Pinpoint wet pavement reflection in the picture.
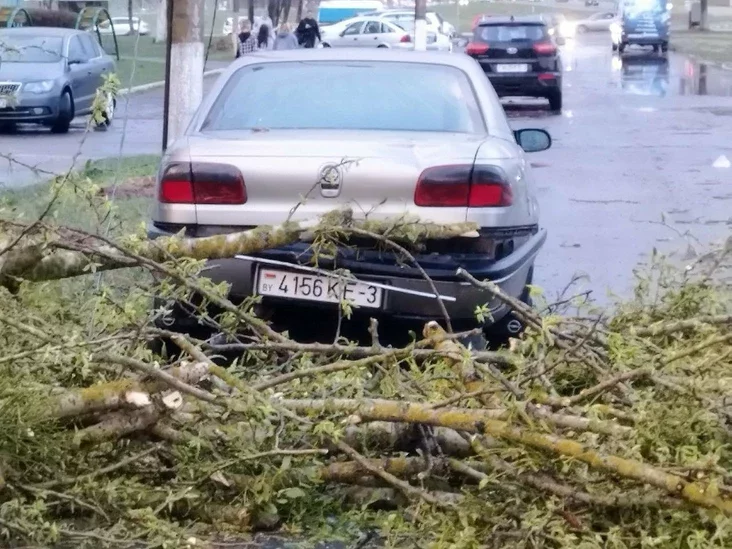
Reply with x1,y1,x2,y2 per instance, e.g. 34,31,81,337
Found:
613,52,732,98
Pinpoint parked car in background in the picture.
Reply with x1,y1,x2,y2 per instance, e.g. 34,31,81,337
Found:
366,9,457,37
0,27,116,133
320,17,451,50
466,15,563,112
97,16,150,36
572,11,617,33
150,49,551,345
321,18,410,47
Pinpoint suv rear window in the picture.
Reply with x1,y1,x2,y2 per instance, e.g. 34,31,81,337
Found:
474,23,547,43
201,61,486,134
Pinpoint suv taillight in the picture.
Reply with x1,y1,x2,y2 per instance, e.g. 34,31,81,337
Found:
159,162,247,205
466,42,489,55
400,34,411,43
533,42,556,55
414,165,513,208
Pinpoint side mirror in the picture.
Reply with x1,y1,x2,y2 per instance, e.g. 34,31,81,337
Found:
514,128,552,152
556,36,566,46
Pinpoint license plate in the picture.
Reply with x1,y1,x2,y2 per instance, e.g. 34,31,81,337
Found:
256,268,383,309
0,98,6,109
495,63,530,73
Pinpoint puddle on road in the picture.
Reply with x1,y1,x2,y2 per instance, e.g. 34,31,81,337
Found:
611,52,732,97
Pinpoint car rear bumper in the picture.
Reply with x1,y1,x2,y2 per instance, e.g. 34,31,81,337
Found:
147,225,546,324
618,34,668,45
487,73,561,97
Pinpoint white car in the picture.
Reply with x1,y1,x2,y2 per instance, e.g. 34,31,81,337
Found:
369,9,456,37
321,17,412,48
572,12,617,33
97,17,150,36
321,16,451,51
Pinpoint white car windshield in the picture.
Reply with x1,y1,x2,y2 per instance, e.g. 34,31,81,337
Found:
0,35,63,63
201,61,485,133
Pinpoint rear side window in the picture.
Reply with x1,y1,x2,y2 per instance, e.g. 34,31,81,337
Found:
79,34,100,58
474,24,547,43
201,61,485,134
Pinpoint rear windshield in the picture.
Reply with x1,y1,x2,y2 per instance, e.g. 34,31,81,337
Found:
0,35,63,63
474,23,547,43
201,61,485,134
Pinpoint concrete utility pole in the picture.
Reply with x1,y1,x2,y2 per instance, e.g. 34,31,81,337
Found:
162,0,205,151
154,0,168,43
414,0,427,51
700,0,708,30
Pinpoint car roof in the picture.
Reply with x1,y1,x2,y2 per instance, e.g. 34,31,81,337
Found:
0,27,82,38
232,48,471,68
477,15,546,26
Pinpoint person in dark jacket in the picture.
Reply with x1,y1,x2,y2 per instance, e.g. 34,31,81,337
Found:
295,13,321,48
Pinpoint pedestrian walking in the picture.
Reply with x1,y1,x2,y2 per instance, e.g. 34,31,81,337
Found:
273,23,300,50
257,22,275,51
295,12,321,49
235,20,257,59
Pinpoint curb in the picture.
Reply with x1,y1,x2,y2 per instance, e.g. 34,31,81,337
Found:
117,68,225,96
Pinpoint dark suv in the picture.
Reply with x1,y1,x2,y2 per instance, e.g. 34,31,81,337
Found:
466,15,563,113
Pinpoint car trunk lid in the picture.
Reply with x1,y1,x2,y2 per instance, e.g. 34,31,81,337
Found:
186,130,485,227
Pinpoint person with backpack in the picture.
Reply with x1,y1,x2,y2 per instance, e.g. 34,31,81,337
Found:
295,12,321,49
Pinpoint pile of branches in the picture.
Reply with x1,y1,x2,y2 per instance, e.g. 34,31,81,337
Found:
0,207,731,548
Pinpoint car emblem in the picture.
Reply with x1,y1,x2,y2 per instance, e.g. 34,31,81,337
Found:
318,164,343,198
507,47,518,54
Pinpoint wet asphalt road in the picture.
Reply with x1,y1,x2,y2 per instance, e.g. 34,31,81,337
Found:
2,34,731,303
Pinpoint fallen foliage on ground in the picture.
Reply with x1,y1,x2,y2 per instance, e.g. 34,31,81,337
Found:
0,178,731,548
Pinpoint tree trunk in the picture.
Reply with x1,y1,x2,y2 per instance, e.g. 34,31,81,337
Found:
128,0,135,34
248,0,255,25
282,0,293,24
268,0,280,27
296,0,304,21
155,0,168,43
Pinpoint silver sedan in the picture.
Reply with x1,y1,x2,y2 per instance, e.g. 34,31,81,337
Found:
150,49,551,341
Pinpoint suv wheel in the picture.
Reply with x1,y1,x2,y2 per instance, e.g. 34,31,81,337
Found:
548,90,562,113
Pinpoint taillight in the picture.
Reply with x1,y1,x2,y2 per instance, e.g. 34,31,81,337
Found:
400,34,411,43
159,162,247,205
466,42,489,55
414,165,512,208
533,42,556,55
